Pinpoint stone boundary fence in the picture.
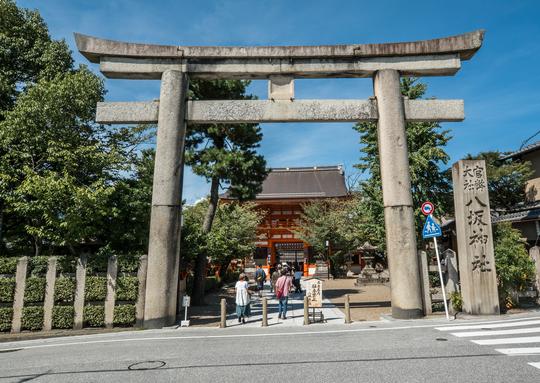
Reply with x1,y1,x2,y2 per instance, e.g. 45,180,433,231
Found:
0,254,147,333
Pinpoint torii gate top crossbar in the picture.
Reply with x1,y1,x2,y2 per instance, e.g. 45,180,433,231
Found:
75,30,483,125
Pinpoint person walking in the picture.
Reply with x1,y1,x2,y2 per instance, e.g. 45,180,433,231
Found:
275,269,292,320
255,265,266,297
235,273,251,324
293,267,303,293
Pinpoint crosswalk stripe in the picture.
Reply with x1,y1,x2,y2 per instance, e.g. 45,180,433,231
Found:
451,327,540,338
495,347,540,355
528,362,540,370
436,319,540,332
472,336,540,345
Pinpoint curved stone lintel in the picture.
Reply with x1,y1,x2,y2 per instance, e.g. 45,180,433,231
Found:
75,30,484,64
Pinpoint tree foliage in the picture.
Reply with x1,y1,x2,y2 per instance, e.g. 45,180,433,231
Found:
493,222,536,306
353,78,453,251
181,200,263,275
464,151,533,211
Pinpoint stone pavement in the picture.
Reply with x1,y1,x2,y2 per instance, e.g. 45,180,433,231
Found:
226,280,345,328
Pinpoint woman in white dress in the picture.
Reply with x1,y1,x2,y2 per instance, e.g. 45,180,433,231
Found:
235,274,251,324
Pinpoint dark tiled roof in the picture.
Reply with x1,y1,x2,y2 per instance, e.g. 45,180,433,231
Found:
223,165,348,200
500,140,540,160
491,202,540,223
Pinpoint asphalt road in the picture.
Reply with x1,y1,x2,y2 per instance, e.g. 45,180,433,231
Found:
1,314,540,382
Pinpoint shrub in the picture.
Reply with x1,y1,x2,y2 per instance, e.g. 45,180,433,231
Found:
116,277,138,301
54,277,76,303
85,276,107,301
56,256,77,274
84,305,105,327
0,257,18,274
117,254,141,273
28,256,50,276
494,222,536,306
449,291,463,312
52,306,74,329
428,272,440,287
86,252,109,274
0,308,13,331
24,277,47,303
205,276,221,292
0,278,16,302
113,304,136,326
21,306,44,331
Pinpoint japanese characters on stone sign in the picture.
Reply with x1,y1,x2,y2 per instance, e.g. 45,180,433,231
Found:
305,279,323,308
462,164,491,273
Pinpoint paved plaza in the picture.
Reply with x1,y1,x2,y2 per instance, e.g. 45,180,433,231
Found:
225,280,345,328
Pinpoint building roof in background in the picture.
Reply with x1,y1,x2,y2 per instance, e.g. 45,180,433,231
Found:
222,165,348,200
491,201,540,224
500,140,540,160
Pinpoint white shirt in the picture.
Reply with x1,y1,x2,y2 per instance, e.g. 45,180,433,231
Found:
235,280,250,306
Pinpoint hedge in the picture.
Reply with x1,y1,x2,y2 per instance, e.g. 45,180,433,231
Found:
54,277,76,303
28,256,50,276
118,254,141,273
84,305,105,327
116,277,138,301
0,308,13,331
24,277,46,303
113,304,136,326
0,258,18,274
0,278,16,302
52,306,74,329
21,306,44,331
85,276,107,301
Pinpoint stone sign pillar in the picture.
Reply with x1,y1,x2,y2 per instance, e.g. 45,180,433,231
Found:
144,70,188,329
374,69,423,319
452,160,499,314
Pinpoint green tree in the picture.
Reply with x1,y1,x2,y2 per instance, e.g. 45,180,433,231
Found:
493,222,536,308
0,1,151,255
464,151,533,211
186,80,268,304
353,77,453,251
181,200,262,278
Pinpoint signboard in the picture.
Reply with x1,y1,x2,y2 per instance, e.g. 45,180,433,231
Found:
422,215,442,239
421,201,434,216
182,295,191,307
305,278,323,308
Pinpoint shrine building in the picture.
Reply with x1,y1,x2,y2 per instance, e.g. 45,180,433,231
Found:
221,165,349,276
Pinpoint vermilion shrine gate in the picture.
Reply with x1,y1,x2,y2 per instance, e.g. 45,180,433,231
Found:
76,30,486,328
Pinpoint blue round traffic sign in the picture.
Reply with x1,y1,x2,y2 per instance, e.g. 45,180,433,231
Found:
421,201,434,216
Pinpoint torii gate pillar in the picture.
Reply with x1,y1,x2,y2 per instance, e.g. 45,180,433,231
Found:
374,69,423,318
143,70,188,328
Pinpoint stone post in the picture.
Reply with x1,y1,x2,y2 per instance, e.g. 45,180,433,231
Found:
42,257,58,331
373,69,423,319
104,255,118,329
529,246,540,304
444,249,459,294
452,160,499,315
418,251,432,316
135,255,148,328
261,297,268,327
11,256,28,333
73,254,87,330
344,294,351,324
303,295,309,325
220,298,227,328
144,70,188,329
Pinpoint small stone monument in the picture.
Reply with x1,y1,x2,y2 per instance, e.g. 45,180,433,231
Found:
452,160,499,315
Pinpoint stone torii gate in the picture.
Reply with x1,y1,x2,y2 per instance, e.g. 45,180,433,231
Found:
75,30,484,328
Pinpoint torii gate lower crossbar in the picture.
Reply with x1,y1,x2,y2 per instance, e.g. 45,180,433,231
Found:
75,30,484,328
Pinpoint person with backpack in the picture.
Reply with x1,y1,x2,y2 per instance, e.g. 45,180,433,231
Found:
275,269,292,319
255,265,266,297
271,264,281,295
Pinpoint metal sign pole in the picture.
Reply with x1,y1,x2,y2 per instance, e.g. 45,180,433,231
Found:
433,235,450,320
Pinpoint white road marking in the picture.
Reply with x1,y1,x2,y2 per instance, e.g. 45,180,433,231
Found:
472,336,540,345
451,327,540,338
495,347,540,355
528,362,540,369
436,319,540,332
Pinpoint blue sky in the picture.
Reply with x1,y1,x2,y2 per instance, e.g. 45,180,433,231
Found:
18,0,540,203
